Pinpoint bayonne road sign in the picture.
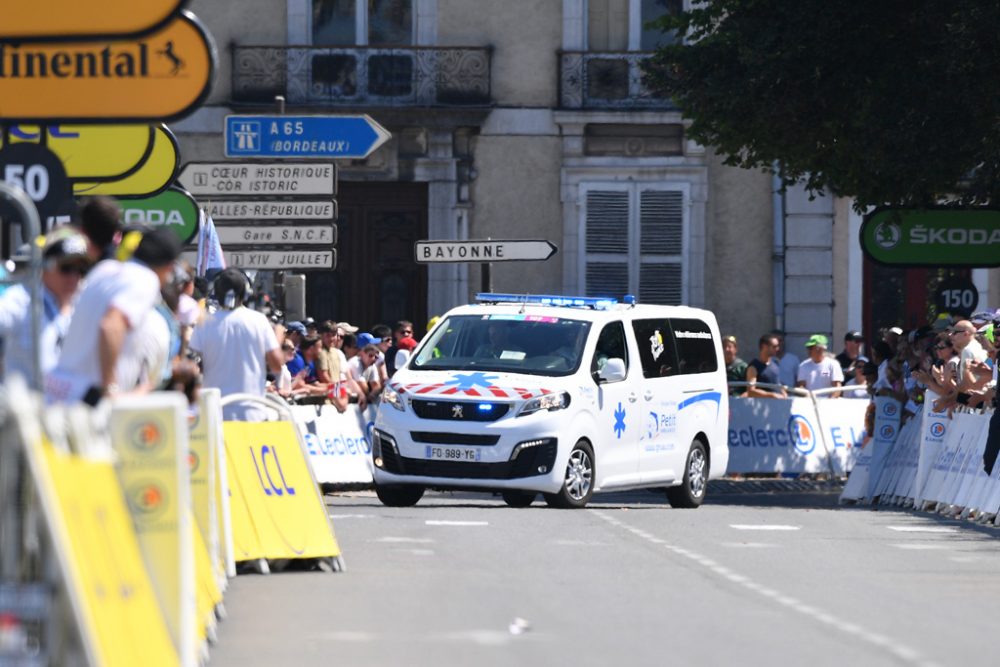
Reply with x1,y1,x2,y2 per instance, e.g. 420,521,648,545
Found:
177,162,336,197
0,11,215,123
415,240,558,263
225,115,391,159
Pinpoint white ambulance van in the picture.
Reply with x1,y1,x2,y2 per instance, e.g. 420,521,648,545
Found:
372,293,729,509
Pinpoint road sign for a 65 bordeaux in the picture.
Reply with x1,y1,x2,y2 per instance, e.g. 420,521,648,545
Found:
0,11,215,123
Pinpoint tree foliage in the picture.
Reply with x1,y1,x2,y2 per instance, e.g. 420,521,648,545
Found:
643,1,1000,209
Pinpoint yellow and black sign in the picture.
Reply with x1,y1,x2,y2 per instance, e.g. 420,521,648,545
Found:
74,125,179,197
2,124,154,181
0,11,215,123
1,0,187,42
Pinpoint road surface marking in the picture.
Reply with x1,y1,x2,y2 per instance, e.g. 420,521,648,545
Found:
887,526,956,533
375,536,434,544
425,520,489,526
890,543,951,550
729,524,801,531
594,511,935,667
329,513,374,519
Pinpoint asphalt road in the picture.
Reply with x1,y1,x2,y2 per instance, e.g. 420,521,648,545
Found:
209,484,1000,667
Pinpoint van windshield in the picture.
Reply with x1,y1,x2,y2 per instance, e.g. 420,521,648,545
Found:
410,315,592,376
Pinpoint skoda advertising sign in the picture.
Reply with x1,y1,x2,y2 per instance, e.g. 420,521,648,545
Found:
120,187,199,244
860,207,1000,267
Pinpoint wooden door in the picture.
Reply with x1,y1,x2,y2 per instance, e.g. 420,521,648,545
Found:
307,182,427,332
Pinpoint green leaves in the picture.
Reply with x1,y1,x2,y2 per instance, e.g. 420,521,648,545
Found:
642,0,1000,209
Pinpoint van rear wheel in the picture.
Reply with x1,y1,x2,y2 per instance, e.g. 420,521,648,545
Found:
666,440,707,509
543,440,595,509
375,484,425,507
501,490,536,507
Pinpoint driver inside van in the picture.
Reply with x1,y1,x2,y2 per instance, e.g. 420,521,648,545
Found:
474,320,525,358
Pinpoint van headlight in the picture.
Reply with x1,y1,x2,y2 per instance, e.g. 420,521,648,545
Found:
517,392,570,417
382,386,406,412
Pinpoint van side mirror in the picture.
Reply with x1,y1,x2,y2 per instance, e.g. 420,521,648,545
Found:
597,358,627,383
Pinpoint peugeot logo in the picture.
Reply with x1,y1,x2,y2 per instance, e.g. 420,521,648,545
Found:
452,404,464,419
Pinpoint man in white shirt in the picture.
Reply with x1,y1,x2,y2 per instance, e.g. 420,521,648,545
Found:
796,334,844,397
347,342,382,402
189,268,283,421
46,226,181,404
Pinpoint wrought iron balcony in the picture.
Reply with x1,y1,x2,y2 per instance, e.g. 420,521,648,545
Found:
232,45,492,107
559,51,675,110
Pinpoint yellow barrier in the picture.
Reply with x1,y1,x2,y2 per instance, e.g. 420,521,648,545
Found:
110,394,194,667
27,437,178,667
223,420,342,564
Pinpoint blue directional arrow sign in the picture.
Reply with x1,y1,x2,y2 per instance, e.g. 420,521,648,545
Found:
224,114,391,159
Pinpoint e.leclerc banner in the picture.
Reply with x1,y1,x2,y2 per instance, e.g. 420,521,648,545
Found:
860,207,1000,267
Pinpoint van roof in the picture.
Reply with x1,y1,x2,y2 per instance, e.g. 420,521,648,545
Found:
446,300,717,322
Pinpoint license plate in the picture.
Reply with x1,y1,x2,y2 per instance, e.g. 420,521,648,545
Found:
424,445,480,462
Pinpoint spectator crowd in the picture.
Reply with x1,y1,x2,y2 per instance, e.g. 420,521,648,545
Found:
0,195,430,420
723,315,999,449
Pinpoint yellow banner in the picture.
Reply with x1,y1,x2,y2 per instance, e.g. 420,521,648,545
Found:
191,512,222,646
223,421,341,562
1,0,185,41
74,124,178,197
2,124,154,180
35,440,178,667
0,11,215,123
110,395,194,667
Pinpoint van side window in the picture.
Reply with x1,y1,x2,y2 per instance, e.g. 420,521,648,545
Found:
632,318,680,378
669,318,719,375
591,321,629,380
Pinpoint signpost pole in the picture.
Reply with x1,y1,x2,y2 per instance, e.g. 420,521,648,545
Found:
481,263,491,293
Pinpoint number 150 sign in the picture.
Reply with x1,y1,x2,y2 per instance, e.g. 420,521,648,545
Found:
0,143,71,223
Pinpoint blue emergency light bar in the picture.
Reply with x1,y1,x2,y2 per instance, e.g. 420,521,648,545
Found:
475,293,620,309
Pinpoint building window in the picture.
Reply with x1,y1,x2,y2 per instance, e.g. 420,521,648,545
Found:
580,183,687,304
313,0,413,46
586,0,682,51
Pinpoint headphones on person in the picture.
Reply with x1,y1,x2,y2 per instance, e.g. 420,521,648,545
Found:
212,268,254,309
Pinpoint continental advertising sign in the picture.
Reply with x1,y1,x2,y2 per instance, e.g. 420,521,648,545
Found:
0,11,215,123
1,0,187,42
860,207,1000,267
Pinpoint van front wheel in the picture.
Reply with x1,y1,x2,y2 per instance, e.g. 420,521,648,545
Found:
375,484,425,507
543,440,595,509
666,440,707,508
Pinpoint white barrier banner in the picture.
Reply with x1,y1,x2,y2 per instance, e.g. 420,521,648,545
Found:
867,396,901,500
727,397,867,474
291,404,377,485
914,392,948,506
